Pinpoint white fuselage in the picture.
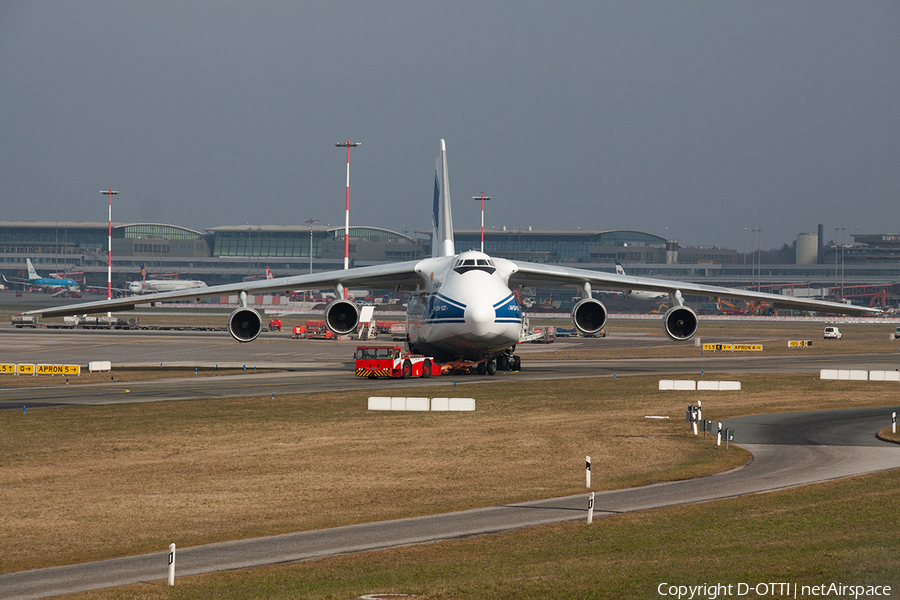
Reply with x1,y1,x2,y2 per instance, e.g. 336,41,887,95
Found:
128,280,208,294
405,251,522,362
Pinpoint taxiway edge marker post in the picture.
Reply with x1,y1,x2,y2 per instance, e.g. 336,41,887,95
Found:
586,456,591,488
893,411,896,434
717,422,722,447
587,492,594,524
168,543,175,586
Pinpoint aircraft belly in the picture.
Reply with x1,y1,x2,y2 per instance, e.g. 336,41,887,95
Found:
412,321,520,362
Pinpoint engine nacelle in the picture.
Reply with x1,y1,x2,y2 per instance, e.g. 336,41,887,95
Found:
324,299,361,335
572,298,608,335
663,306,699,341
228,307,263,343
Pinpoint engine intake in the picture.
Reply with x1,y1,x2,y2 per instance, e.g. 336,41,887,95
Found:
228,307,263,343
572,298,608,335
324,299,361,335
663,306,699,341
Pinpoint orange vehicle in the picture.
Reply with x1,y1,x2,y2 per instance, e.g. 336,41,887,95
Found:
355,345,440,379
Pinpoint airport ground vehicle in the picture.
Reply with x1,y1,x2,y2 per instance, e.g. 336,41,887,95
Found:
824,326,843,339
355,345,440,379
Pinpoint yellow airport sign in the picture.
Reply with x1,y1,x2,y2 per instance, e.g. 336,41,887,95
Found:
16,364,35,375
36,364,81,375
702,343,763,352
0,364,15,374
788,340,813,348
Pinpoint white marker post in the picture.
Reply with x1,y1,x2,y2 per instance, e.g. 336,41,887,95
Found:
717,422,722,447
587,492,595,524
697,399,702,421
893,411,896,434
586,456,591,488
168,543,175,586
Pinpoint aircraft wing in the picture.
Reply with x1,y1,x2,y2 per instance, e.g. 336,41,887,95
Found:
22,260,426,319
507,261,879,315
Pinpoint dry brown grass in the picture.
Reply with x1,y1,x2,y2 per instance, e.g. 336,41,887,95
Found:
2,372,899,573
0,367,272,386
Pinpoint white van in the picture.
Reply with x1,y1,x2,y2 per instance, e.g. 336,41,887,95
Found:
823,326,842,340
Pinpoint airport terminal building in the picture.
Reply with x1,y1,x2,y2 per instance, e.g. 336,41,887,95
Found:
2,221,900,305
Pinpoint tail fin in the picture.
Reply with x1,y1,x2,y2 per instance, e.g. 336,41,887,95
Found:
266,266,273,280
432,139,455,258
26,259,40,280
615,259,625,276
140,263,147,281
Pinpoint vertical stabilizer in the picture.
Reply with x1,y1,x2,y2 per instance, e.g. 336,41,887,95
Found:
432,139,455,257
26,259,40,280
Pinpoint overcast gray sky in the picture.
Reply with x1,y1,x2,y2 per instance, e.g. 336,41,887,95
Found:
2,2,898,251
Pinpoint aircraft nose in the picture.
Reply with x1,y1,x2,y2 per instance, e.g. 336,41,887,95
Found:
465,301,494,336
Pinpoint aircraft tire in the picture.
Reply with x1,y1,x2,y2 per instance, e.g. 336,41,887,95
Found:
476,362,487,375
486,360,497,375
511,355,521,370
497,355,509,371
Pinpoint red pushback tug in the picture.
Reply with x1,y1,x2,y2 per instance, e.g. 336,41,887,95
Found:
355,345,441,379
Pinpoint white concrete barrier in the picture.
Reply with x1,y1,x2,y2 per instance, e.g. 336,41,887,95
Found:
368,397,475,411
368,397,392,411
820,369,899,382
430,398,449,411
89,361,112,372
659,380,741,391
448,398,476,411
405,397,430,411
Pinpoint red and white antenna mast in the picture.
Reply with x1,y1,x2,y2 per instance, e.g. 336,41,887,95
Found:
473,193,491,253
100,189,118,315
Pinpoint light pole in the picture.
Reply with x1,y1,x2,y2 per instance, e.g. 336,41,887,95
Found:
305,218,318,304
335,141,360,274
834,226,844,300
305,218,318,275
472,193,491,252
743,227,747,265
751,226,761,291
100,189,118,316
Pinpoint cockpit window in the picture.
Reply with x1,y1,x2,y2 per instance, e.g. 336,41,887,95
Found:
453,257,496,275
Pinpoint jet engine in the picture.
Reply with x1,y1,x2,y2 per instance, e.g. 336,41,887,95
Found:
228,307,263,343
572,298,608,336
324,299,361,335
663,306,699,341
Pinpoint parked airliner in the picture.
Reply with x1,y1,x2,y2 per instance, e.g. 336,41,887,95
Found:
23,140,877,373
614,260,668,301
3,259,81,295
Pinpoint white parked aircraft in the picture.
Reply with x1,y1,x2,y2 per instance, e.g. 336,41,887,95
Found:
127,279,208,294
614,260,668,301
23,140,877,373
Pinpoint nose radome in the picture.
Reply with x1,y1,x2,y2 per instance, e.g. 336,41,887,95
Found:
465,301,494,336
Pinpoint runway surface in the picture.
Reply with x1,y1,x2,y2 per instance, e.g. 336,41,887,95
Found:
2,329,900,598
3,328,900,409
